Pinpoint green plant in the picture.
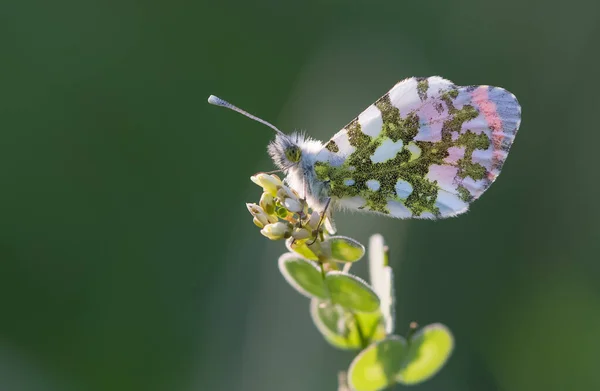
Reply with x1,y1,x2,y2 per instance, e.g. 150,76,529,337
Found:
247,173,454,391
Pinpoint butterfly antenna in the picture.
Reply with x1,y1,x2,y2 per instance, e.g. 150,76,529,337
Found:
208,95,284,136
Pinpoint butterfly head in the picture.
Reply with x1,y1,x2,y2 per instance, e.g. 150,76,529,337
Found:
267,133,306,170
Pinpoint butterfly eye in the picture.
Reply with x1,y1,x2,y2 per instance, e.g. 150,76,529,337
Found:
285,146,302,163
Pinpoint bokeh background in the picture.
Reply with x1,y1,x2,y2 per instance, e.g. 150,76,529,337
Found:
2,1,600,390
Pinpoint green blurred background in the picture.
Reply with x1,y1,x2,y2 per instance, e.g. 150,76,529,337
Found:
1,1,600,390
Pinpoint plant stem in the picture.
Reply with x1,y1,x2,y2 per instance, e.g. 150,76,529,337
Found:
319,261,333,302
352,311,368,349
319,261,327,281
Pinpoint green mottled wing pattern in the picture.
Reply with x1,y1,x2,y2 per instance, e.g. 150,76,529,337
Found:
313,76,521,219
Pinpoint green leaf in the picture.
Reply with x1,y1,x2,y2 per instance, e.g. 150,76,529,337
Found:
286,237,321,261
278,253,327,299
310,299,386,350
326,272,380,312
347,324,454,391
326,236,365,263
397,323,454,385
348,336,407,391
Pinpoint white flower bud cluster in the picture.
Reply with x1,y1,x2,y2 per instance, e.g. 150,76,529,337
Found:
247,173,322,241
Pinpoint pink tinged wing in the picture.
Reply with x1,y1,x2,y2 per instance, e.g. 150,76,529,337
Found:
461,85,521,199
444,146,466,164
411,77,455,143
314,77,520,220
427,85,520,215
426,164,459,193
405,80,520,217
412,81,520,213
413,105,444,142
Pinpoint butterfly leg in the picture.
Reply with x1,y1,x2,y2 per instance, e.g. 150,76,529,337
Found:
293,175,309,228
302,176,308,203
307,197,331,245
263,162,297,176
263,168,285,175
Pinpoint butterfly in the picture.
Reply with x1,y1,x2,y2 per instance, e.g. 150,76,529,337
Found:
209,76,521,227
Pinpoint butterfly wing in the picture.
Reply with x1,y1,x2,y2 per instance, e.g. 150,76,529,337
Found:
313,76,521,219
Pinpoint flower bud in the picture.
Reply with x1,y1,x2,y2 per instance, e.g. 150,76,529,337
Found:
282,185,300,201
246,203,271,227
291,228,311,240
276,207,288,219
252,217,265,228
277,187,289,201
260,222,292,240
251,173,282,196
284,197,303,213
259,192,276,215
